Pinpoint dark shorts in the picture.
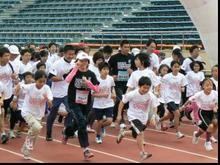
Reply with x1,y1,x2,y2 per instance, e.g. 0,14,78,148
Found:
129,119,146,138
167,102,179,113
198,109,214,131
94,107,113,121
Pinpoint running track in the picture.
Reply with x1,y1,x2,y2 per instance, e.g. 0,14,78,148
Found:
0,117,218,163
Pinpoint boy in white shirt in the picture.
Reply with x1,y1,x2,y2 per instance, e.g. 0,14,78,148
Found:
0,81,9,144
116,76,159,161
92,62,116,144
19,70,53,160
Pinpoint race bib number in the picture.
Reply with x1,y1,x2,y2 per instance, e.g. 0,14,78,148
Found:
118,71,129,81
75,90,89,105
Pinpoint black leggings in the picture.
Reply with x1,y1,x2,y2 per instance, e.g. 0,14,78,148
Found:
3,96,13,118
10,109,25,130
157,103,166,118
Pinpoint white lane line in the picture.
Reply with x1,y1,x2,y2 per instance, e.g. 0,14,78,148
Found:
41,122,217,161
0,147,44,163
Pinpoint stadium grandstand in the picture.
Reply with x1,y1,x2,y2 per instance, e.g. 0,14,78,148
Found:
0,0,201,46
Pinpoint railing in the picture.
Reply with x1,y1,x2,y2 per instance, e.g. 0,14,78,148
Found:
0,31,201,49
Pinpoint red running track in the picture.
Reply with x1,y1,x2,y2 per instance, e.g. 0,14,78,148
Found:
0,117,218,163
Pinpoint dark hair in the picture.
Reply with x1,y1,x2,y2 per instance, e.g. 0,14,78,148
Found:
189,45,199,53
93,51,104,64
172,48,182,57
27,42,35,48
170,61,181,68
63,45,75,53
21,49,31,56
138,76,152,87
189,61,204,71
22,71,33,80
36,62,46,70
158,64,170,74
146,38,157,47
31,51,40,61
39,50,48,58
0,47,10,57
48,42,57,49
59,46,64,53
98,62,109,71
34,70,47,80
200,78,214,89
103,45,113,54
120,40,130,47
135,53,151,68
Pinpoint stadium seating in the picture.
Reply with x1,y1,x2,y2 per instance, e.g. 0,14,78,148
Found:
0,0,201,45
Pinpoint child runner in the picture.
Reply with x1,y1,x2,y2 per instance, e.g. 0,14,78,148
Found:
20,70,53,159
116,76,159,161
0,81,9,144
9,72,34,139
92,62,116,144
184,61,205,120
158,61,187,139
65,51,99,159
156,64,170,131
181,78,218,151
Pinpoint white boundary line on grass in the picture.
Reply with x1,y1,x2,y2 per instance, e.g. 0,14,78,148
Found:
41,122,217,161
0,147,44,163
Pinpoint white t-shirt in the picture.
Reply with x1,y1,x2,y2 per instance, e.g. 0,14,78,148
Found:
185,71,205,97
18,61,33,75
157,76,167,103
189,90,218,111
122,89,159,124
0,63,13,99
149,53,160,71
160,57,173,68
210,77,218,92
16,82,28,110
181,56,203,73
127,68,159,92
89,64,100,78
162,72,188,104
21,83,53,120
48,53,60,64
49,58,75,98
10,59,20,74
93,75,115,109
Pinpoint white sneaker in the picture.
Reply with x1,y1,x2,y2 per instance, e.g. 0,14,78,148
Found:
9,130,16,139
155,115,161,130
21,144,30,160
110,122,116,128
119,123,126,130
210,136,218,144
95,136,102,144
204,141,213,151
176,131,185,139
192,131,200,144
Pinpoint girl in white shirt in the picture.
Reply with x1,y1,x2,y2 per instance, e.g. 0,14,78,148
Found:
184,61,205,121
181,78,218,151
159,61,187,139
116,76,159,161
92,62,116,144
19,70,53,160
156,64,170,131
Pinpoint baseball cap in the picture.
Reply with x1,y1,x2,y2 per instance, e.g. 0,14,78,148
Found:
131,48,140,56
3,44,9,48
76,51,90,61
172,45,181,50
8,45,20,55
